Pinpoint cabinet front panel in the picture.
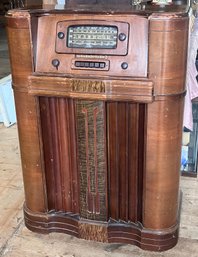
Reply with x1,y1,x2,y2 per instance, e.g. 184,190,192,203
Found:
39,97,146,223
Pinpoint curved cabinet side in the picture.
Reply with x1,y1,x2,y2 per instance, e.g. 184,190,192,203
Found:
143,15,188,229
143,96,184,229
6,12,47,213
148,16,188,95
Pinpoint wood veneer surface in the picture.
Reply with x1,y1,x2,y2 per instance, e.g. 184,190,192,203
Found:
6,2,189,251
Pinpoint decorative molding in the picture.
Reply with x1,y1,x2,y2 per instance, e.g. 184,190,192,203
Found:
71,80,105,93
24,205,179,252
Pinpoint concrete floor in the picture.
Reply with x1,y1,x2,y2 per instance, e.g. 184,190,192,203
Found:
0,20,198,256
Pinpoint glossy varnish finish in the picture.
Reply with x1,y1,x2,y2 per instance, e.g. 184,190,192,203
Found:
107,102,146,222
39,97,79,213
148,17,189,95
144,15,188,230
35,14,148,77
6,2,189,252
39,98,145,223
28,76,154,103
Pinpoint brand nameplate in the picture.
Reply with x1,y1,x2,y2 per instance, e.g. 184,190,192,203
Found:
71,80,105,93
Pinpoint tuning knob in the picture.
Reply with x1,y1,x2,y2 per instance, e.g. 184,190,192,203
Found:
119,33,127,41
52,59,60,70
57,32,65,39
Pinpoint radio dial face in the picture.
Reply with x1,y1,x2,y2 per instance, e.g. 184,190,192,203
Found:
67,25,118,49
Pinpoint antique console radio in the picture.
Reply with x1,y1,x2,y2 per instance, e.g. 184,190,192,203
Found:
6,0,189,251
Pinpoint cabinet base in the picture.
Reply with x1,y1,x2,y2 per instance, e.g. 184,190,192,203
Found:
24,205,179,252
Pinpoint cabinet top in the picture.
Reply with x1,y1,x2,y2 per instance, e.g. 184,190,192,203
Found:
7,0,190,17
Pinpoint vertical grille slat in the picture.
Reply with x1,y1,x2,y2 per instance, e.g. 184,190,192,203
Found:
39,97,79,213
107,102,146,223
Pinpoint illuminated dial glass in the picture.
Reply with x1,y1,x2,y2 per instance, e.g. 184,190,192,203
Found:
67,25,118,49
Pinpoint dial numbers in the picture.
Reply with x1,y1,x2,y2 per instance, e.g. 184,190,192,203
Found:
67,25,118,49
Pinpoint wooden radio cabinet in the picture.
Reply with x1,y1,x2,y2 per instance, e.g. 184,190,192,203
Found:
6,0,189,251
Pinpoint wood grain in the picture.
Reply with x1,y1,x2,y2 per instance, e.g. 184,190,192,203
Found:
79,221,108,243
148,16,188,95
107,102,146,222
35,14,148,77
39,97,79,213
28,76,154,102
6,5,189,252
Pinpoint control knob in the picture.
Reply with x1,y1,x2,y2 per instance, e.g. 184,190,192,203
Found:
121,62,128,70
119,33,127,41
52,59,60,70
57,32,65,39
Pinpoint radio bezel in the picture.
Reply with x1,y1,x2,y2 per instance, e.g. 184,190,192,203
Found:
56,20,129,55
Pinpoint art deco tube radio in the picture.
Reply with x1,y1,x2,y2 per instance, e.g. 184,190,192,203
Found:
6,0,189,251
